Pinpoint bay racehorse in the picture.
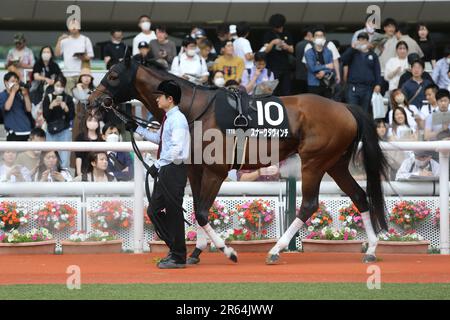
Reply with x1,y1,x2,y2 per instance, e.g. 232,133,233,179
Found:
88,59,389,264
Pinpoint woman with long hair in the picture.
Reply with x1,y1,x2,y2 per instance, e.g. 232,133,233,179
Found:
416,23,436,69
73,151,116,182
35,150,72,182
74,113,103,177
388,107,418,141
31,45,62,105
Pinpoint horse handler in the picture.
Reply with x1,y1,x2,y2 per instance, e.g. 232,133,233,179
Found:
126,80,190,269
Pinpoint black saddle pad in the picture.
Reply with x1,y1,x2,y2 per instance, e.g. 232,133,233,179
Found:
215,89,291,138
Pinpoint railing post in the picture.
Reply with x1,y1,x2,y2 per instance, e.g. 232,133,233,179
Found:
439,151,450,254
133,155,144,253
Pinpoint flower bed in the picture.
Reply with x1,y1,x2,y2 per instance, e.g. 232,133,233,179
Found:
304,202,332,232
31,202,77,232
89,201,132,231
389,201,431,230
0,228,55,255
377,229,430,254
302,226,363,253
0,201,28,231
61,230,123,254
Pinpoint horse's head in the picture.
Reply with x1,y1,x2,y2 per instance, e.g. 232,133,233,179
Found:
88,57,139,110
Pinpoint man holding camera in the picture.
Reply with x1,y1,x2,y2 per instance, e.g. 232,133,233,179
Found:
0,72,32,141
342,32,382,114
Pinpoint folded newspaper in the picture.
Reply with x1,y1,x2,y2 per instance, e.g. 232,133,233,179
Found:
254,80,279,96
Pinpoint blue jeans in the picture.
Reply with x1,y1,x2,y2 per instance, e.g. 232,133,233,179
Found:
347,84,373,114
46,128,72,168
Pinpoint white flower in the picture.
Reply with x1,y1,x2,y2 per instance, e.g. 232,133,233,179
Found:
213,220,220,226
52,208,56,213
20,217,27,223
113,212,120,219
0,221,5,228
346,216,353,222
404,214,410,219
312,218,320,225
239,218,246,225
308,226,314,232
333,232,340,238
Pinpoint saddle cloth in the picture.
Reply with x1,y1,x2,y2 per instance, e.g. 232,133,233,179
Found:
215,88,291,138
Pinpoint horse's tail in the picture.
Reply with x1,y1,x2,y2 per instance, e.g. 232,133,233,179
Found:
347,104,389,233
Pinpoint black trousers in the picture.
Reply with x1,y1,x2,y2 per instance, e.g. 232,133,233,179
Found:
148,163,188,263
7,132,29,141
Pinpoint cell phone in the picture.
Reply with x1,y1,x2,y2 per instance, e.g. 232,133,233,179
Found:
56,95,63,102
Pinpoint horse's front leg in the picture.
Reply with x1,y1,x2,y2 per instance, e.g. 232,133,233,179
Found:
195,167,238,263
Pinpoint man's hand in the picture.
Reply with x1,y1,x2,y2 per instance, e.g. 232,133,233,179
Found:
315,71,325,79
125,121,138,132
148,164,158,179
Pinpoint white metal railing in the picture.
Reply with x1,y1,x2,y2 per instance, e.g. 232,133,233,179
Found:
0,141,449,254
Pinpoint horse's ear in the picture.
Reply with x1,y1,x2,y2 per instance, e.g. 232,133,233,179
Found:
124,45,131,67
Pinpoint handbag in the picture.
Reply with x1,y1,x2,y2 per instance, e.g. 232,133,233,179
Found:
371,92,386,119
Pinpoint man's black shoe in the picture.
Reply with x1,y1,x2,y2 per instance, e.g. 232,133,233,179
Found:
157,258,186,269
159,252,173,263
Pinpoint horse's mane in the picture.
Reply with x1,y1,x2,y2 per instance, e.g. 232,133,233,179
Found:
140,59,214,91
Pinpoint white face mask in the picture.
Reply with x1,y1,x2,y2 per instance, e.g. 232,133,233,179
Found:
314,38,326,47
53,86,64,95
214,78,225,87
186,49,196,57
106,133,119,143
141,21,151,32
41,53,51,61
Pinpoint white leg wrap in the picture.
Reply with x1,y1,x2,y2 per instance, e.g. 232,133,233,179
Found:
269,218,304,255
361,211,378,255
195,224,208,251
203,223,225,249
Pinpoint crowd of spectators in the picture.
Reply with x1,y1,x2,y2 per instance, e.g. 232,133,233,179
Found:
1,13,450,182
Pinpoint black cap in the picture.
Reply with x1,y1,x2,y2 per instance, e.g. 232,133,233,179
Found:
357,32,369,41
414,150,433,158
154,80,181,104
138,41,149,49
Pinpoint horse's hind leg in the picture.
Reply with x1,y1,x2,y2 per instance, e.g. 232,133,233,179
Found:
326,157,378,263
266,166,325,264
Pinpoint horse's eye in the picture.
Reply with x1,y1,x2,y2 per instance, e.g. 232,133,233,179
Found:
107,73,118,81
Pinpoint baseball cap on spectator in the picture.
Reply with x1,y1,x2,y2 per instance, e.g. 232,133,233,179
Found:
357,32,369,41
194,28,207,39
138,41,149,49
14,33,25,43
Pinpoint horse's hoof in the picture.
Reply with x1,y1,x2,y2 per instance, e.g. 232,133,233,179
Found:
362,254,377,263
224,247,238,263
266,253,280,265
186,256,200,265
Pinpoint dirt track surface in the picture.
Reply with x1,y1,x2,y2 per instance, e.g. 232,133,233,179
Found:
0,252,449,285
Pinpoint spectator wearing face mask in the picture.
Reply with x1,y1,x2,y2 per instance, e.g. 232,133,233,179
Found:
104,29,127,70
6,33,35,81
210,70,226,88
396,151,439,181
74,114,103,177
35,150,72,182
0,151,32,182
262,14,294,96
31,46,62,105
101,123,133,181
432,45,450,90
241,52,275,95
171,37,209,85
42,74,75,169
16,128,47,177
213,40,244,83
55,19,94,94
132,15,156,56
149,25,177,66
304,27,334,98
0,72,32,141
342,32,381,114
